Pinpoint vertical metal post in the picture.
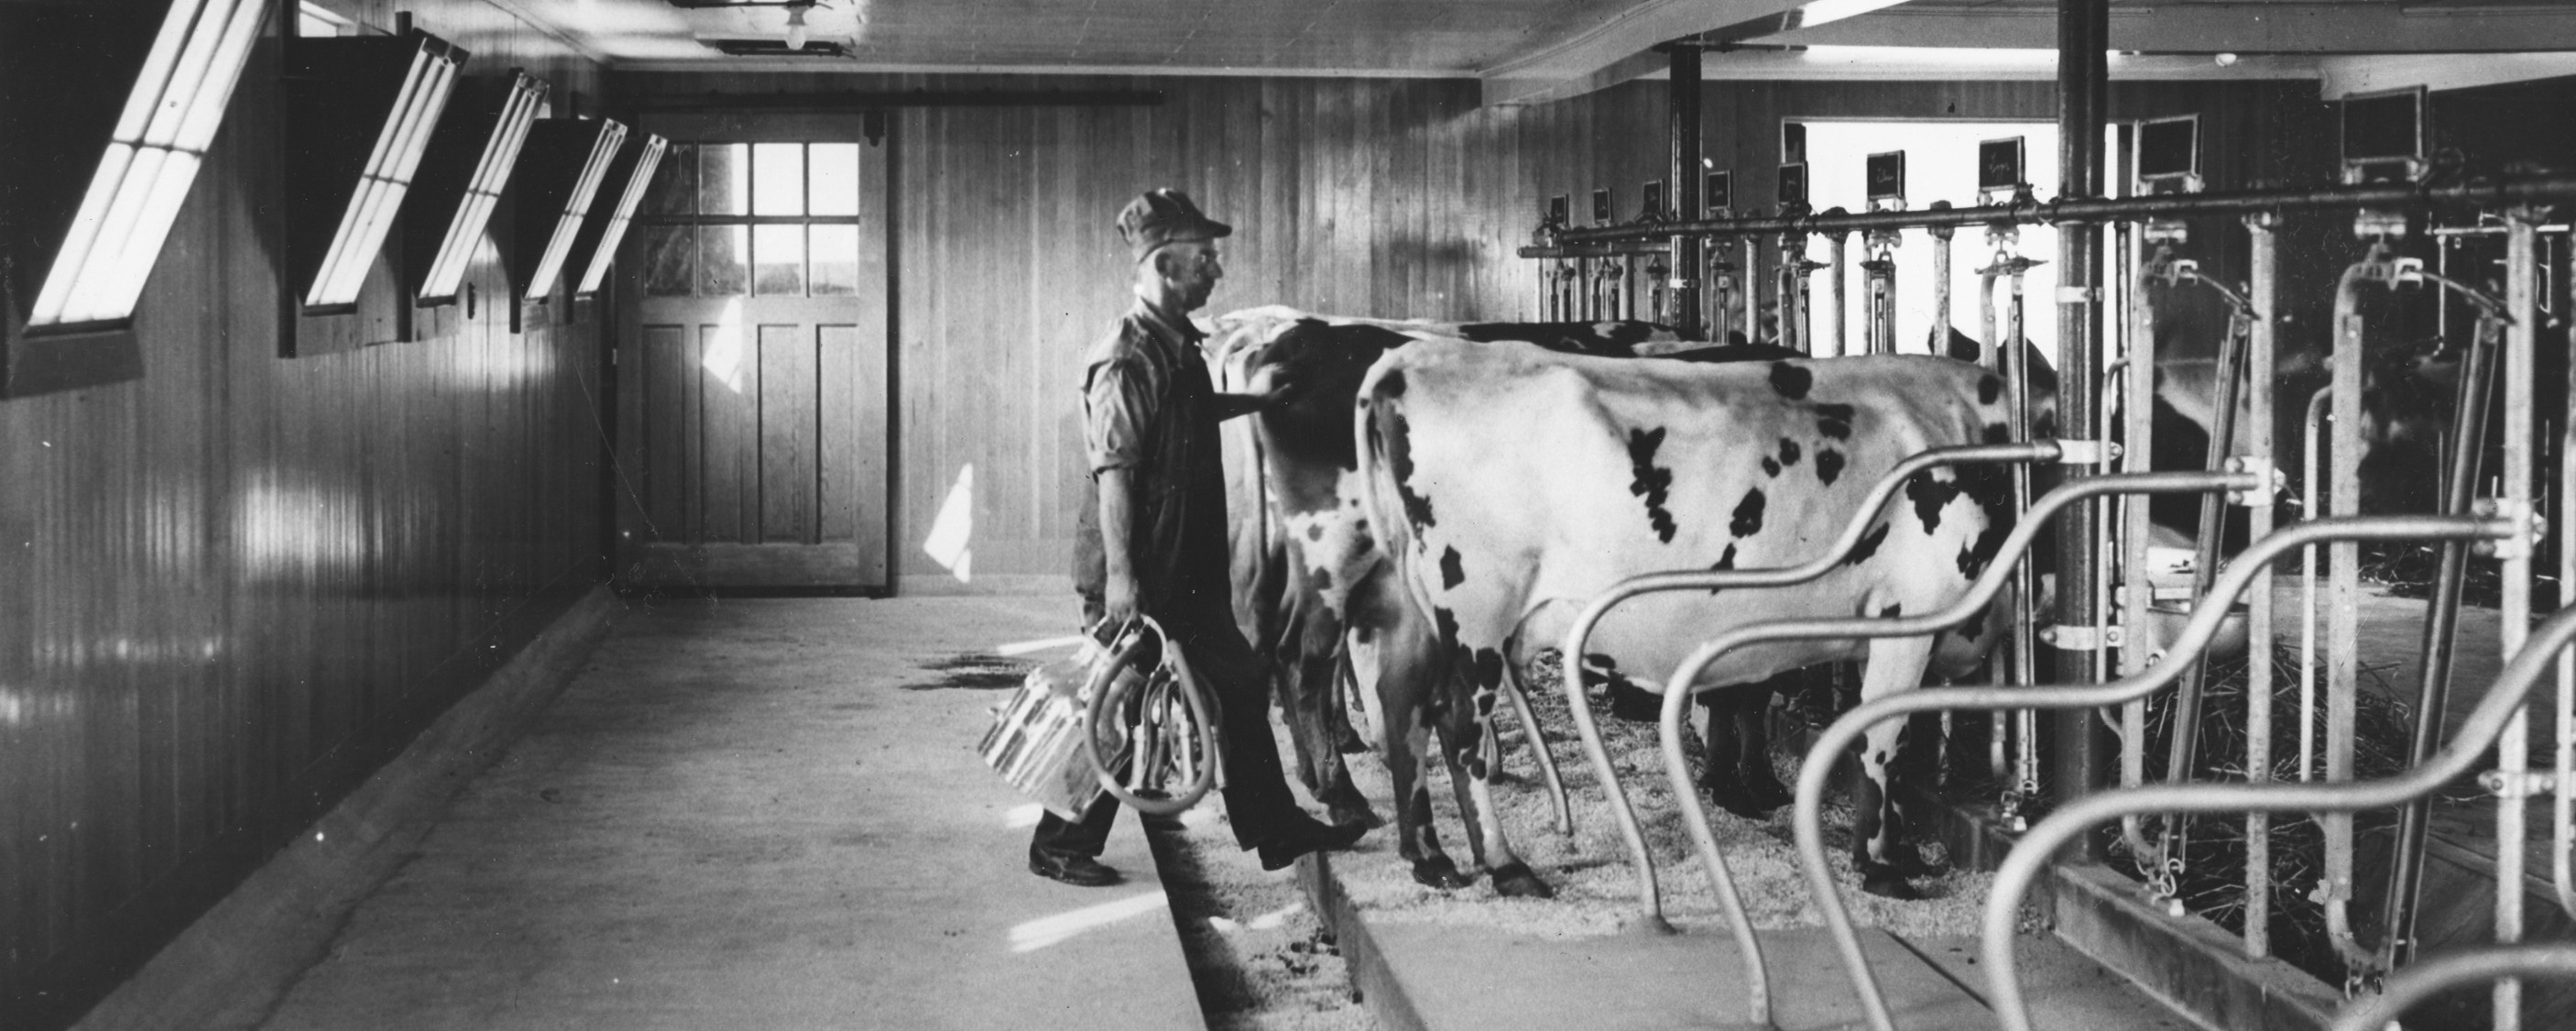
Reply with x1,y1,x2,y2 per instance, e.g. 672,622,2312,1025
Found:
2325,253,2375,976
2243,213,2280,958
1741,235,1763,344
1669,45,1703,339
1829,229,1850,356
2494,210,2538,1031
2052,0,2112,842
1930,208,1956,353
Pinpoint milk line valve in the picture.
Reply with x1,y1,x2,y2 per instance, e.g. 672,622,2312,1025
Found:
1863,149,1906,356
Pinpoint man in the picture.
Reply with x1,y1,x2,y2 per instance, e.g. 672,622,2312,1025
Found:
1029,189,1369,887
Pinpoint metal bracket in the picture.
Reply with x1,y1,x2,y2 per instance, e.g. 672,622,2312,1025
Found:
2481,770,2558,798
2053,438,2123,466
2225,455,2282,507
2056,285,2101,305
2470,498,2542,559
2037,623,2123,650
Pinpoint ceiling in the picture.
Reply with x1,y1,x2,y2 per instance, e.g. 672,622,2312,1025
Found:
484,0,2576,101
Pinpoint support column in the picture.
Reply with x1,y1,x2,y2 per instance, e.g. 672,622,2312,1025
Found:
2050,0,2112,851
1669,45,1704,338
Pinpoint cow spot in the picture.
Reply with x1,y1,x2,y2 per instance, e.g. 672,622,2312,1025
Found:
1730,487,1766,538
1769,361,1814,400
1626,426,1679,543
1777,438,1802,466
1983,422,2012,444
1306,522,1326,542
1380,410,1437,530
1905,470,1961,534
1953,465,2016,579
1817,448,1846,486
1841,521,1890,566
1979,374,2003,405
1709,543,1738,594
1879,604,1903,619
1763,457,1781,477
1379,368,1407,398
1440,546,1466,590
1815,402,1856,440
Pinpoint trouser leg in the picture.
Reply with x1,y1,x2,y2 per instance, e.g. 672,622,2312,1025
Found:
1177,619,1305,850
1031,792,1120,859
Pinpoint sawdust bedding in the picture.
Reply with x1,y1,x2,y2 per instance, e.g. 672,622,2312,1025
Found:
1322,655,1993,942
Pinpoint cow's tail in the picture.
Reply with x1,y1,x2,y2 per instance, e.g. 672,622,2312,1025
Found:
1353,356,1437,623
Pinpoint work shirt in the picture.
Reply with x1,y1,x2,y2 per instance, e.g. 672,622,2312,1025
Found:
1073,299,1236,629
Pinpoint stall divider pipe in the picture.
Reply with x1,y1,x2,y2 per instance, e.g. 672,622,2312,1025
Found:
2242,212,2281,958
2157,274,2253,882
1701,468,2266,1031
1786,514,2510,1031
1828,224,1850,355
2324,252,2387,975
2009,258,2043,820
1974,512,2536,1031
2122,242,2162,863
2330,946,2576,1031
1929,205,1955,354
1741,236,1762,344
1552,440,2066,927
2491,211,2540,1030
2301,384,2333,782
1779,233,1805,352
2384,305,2504,969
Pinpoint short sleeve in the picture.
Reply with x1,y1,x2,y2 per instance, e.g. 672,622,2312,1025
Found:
1085,355,1159,474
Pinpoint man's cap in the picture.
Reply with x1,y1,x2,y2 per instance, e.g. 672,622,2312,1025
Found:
1117,188,1231,262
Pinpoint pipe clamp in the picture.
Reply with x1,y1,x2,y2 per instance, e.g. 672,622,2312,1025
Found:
2480,770,2558,798
2225,456,2282,506
2053,439,2122,466
2037,623,2123,650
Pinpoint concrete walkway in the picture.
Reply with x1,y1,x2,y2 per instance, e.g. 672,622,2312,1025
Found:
250,595,1202,1031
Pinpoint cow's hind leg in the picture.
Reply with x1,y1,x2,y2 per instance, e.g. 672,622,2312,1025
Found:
1285,611,1379,828
1851,636,1936,900
1696,686,1782,818
1440,688,1553,898
1376,615,1471,891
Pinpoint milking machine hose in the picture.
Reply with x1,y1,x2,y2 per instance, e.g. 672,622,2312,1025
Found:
1082,616,1223,816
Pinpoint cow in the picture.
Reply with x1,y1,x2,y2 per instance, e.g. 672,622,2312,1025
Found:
1351,340,2024,900
1207,307,1815,831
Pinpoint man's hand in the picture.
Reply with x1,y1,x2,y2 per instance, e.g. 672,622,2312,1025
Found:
1104,573,1141,628
1259,367,1309,411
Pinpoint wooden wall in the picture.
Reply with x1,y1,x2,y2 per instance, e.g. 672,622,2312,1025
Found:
608,71,2338,590
0,4,605,1027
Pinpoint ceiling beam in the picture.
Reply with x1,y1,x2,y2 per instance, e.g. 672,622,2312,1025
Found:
1766,5,2576,53
1479,0,1807,106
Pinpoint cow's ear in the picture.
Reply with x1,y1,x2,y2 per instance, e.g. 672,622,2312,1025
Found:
1944,327,1983,363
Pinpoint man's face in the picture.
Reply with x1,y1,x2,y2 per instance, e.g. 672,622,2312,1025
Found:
1159,241,1224,312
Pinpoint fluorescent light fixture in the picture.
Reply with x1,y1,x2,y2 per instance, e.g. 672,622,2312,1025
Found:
417,74,546,302
27,0,266,330
302,35,465,308
1788,0,1911,30
1796,46,2060,68
525,120,628,299
574,135,671,295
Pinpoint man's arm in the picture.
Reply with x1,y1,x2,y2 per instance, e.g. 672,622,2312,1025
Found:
1097,468,1140,626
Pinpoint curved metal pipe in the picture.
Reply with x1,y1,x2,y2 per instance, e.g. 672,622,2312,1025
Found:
2324,256,2387,973
2300,383,2334,783
1555,440,2062,924
1785,514,2505,1031
1671,468,2263,1031
2330,945,2576,1031
1983,530,2545,1031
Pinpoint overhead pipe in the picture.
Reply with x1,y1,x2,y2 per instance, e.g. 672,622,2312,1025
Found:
1977,513,2538,1031
1787,513,2514,1031
1529,173,2576,249
1553,440,2062,929
1666,467,2267,1031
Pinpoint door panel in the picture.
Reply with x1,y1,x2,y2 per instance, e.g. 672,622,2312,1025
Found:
617,124,889,589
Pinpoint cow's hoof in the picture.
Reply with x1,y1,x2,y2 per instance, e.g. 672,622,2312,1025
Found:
1859,864,1924,901
1327,801,1385,830
1744,774,1796,811
1700,782,1778,819
1412,856,1474,890
1490,862,1555,899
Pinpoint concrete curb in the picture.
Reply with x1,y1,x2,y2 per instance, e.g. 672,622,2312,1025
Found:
70,587,624,1031
1298,852,1433,1031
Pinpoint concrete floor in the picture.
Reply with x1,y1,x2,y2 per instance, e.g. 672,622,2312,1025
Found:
249,595,1203,1031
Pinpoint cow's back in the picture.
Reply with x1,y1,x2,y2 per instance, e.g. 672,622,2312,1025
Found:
1358,340,2016,690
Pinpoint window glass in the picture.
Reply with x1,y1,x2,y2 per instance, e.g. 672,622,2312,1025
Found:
752,143,804,217
810,225,860,296
700,143,748,216
640,225,693,297
753,225,806,296
645,143,696,215
810,143,860,216
698,225,748,296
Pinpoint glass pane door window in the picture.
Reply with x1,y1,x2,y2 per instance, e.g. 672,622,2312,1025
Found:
639,141,863,299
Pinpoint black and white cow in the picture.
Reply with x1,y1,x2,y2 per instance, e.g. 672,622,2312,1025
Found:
1352,340,2023,899
1207,308,1812,834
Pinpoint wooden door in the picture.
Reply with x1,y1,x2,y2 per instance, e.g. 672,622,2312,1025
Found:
617,115,890,589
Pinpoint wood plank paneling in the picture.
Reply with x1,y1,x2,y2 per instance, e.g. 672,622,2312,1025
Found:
701,323,758,544
1,4,603,1027
759,324,819,543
